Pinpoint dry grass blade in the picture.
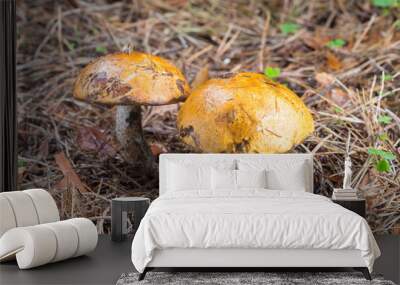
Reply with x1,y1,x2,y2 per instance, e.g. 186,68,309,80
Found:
54,152,91,194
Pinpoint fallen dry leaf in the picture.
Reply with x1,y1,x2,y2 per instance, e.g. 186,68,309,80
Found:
366,195,379,210
54,152,90,193
18,166,26,182
302,31,330,50
76,127,116,158
326,51,343,71
150,142,167,156
315,72,336,86
327,88,350,107
394,224,400,235
328,174,342,184
162,0,188,8
37,138,49,160
340,57,359,70
359,171,372,189
55,176,68,190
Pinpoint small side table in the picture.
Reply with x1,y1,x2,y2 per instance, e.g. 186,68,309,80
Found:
111,197,150,242
332,198,366,218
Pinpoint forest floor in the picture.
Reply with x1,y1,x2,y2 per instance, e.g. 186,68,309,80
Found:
16,0,399,234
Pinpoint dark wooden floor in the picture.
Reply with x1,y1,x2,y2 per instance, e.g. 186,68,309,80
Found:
374,235,400,284
0,235,134,285
0,235,398,285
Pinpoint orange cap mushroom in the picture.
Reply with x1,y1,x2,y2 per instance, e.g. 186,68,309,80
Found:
73,51,190,172
74,52,190,105
177,72,314,153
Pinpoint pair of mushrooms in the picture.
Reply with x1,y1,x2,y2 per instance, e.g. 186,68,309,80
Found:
74,51,314,172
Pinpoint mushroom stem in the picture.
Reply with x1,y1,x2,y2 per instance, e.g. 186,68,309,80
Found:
115,105,155,174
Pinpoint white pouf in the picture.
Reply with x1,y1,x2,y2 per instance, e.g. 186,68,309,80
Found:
0,189,60,236
0,218,98,269
65,218,98,257
0,196,17,237
1,191,40,227
0,189,98,269
24,188,60,224
42,221,79,262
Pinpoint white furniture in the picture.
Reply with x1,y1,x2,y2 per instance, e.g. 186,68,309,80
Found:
332,188,358,200
159,153,314,195
0,189,98,269
132,154,380,281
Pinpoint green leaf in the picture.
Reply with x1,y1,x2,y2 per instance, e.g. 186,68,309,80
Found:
375,159,391,172
326,39,346,49
95,46,108,54
66,41,76,51
394,20,400,30
378,133,389,141
372,0,397,7
18,159,26,168
368,148,396,160
383,74,393,81
377,115,392,124
264,67,281,79
334,106,343,113
381,8,391,16
279,22,300,35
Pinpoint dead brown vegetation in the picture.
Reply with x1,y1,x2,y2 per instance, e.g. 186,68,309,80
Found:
16,0,399,234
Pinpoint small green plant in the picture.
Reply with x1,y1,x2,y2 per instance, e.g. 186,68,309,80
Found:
66,41,76,51
378,133,389,141
326,39,346,49
334,106,343,113
382,74,393,81
376,159,391,172
377,115,392,125
394,20,400,30
368,148,396,160
95,46,108,54
368,148,396,172
371,0,398,8
279,22,300,35
18,159,27,168
264,67,281,79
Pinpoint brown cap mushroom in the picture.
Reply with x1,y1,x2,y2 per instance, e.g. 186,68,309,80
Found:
177,72,314,153
74,51,190,171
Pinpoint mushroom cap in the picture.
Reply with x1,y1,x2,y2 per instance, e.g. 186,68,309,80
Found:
73,52,190,106
177,72,314,153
